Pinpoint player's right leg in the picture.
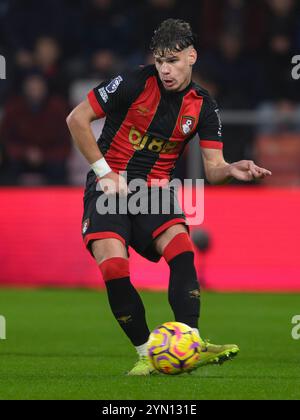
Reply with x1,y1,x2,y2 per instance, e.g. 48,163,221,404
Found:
91,239,155,376
82,187,154,375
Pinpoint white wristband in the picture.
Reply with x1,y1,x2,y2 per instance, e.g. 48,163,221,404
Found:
91,158,112,178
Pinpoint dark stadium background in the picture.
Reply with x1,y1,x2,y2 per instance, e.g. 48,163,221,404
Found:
0,0,299,401
0,0,299,290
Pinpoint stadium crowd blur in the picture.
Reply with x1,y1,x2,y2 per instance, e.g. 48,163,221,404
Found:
0,0,300,186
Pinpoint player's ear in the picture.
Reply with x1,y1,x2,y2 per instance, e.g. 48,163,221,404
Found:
188,48,197,66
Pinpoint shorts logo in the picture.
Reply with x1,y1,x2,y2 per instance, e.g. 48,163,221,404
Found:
82,218,90,235
106,76,123,94
181,116,196,135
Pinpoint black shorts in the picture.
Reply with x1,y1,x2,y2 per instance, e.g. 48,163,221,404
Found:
82,187,188,263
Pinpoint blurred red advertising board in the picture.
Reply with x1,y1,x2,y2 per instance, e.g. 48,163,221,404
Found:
0,187,299,292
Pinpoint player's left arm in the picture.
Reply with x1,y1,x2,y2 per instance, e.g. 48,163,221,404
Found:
201,148,272,185
198,96,271,184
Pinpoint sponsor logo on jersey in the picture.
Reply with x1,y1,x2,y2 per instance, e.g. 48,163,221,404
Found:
129,127,179,154
105,76,123,94
181,116,196,135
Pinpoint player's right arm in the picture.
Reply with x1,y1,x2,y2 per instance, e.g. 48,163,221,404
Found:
66,99,103,164
67,70,146,194
66,99,129,195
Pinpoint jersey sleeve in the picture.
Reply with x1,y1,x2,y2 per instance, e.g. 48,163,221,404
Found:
87,71,140,118
198,96,223,150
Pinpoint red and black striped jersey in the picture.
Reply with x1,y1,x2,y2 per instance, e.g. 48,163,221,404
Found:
86,65,222,188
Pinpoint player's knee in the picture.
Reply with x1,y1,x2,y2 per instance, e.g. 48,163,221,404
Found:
155,224,188,256
162,231,194,264
99,257,130,282
92,238,128,265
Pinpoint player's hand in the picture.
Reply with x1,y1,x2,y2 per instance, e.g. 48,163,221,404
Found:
98,171,130,196
228,160,272,182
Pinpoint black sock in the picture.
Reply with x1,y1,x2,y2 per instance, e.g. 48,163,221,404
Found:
105,277,150,346
167,252,201,328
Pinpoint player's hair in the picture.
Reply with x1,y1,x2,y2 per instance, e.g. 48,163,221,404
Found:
150,19,196,56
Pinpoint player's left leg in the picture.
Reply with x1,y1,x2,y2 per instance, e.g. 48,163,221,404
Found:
154,224,240,368
154,224,201,332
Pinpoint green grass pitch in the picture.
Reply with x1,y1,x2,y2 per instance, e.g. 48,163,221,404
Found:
0,289,299,400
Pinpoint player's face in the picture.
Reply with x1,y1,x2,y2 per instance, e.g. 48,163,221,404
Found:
154,47,197,92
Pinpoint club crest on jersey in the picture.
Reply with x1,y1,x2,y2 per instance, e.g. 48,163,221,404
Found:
106,76,123,94
181,116,196,135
